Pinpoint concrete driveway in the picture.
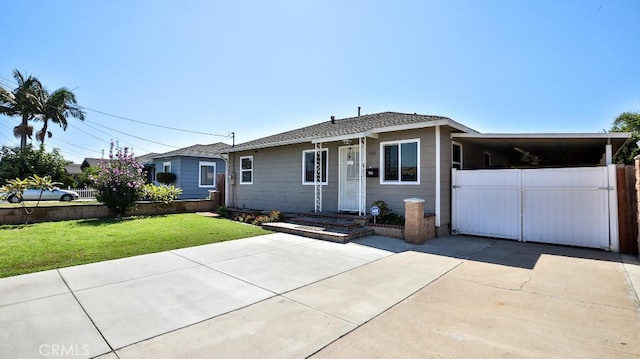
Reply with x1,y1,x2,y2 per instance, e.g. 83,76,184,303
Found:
0,233,639,358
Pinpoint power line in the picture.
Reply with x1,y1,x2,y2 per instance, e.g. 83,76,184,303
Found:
74,121,156,153
47,137,102,155
1,75,233,139
81,107,232,138
83,119,182,149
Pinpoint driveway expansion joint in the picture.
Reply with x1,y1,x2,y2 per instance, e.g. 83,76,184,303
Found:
55,269,115,354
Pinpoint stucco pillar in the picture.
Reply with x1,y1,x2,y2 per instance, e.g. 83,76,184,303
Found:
404,198,427,244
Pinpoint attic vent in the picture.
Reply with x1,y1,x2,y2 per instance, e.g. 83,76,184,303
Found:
330,115,335,124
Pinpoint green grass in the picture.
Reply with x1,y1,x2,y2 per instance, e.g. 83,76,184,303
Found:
0,213,272,278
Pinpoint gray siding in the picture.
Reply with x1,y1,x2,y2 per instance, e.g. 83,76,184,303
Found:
227,126,455,226
365,128,437,217
228,143,339,212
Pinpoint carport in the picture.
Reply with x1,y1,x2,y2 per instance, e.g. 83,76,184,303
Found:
450,132,632,251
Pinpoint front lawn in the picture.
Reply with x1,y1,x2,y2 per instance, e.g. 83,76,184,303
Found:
0,213,271,278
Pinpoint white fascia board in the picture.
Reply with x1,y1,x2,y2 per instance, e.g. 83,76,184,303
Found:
311,119,476,143
367,119,478,136
451,132,632,139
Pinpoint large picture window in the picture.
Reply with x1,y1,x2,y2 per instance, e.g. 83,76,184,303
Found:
380,139,419,184
302,149,328,185
199,161,216,188
240,156,253,184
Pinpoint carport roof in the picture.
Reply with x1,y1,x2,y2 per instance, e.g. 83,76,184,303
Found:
451,132,632,166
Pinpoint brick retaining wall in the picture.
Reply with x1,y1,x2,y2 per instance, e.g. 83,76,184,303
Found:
0,199,215,225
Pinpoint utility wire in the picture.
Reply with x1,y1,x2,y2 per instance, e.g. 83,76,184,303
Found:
81,106,232,138
75,121,156,153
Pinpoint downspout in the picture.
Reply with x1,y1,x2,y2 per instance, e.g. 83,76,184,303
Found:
435,126,441,230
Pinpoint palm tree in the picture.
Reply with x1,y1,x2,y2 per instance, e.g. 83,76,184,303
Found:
0,70,40,148
34,85,85,145
0,70,85,148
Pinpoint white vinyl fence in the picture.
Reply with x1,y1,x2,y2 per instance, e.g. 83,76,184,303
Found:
68,187,97,199
452,166,618,251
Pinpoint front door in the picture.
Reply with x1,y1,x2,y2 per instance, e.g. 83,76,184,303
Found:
338,145,360,212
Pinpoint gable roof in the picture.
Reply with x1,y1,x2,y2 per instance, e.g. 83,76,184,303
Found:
225,112,476,152
150,142,230,160
65,163,82,176
81,158,102,168
135,152,159,165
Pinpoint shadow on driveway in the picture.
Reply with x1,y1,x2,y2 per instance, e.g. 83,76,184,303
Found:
354,234,625,270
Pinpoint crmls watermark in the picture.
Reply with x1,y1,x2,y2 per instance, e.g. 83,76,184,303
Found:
39,344,90,357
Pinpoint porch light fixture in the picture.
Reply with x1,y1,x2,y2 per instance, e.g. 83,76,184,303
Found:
343,139,353,145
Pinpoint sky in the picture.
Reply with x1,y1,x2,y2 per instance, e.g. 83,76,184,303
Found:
1,0,639,164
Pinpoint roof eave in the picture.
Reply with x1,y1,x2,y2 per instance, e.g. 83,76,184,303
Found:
310,119,478,144
451,132,632,139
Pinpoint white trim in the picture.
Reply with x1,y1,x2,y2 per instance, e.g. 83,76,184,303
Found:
435,126,441,228
379,138,421,185
451,132,632,139
312,119,477,144
302,148,328,185
163,161,171,173
452,141,463,169
239,156,253,184
198,161,217,188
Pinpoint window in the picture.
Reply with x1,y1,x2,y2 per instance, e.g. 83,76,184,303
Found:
199,161,216,188
163,161,171,173
380,139,419,184
452,142,462,169
302,149,328,185
484,151,491,168
240,156,253,184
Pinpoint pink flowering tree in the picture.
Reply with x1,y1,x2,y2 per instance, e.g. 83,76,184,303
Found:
91,142,145,218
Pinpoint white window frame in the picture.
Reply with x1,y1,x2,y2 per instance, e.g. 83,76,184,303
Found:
452,141,463,169
302,149,328,185
380,138,420,185
198,161,217,188
163,161,171,173
240,156,253,184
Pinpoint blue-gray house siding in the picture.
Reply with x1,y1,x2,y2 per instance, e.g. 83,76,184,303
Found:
150,156,226,199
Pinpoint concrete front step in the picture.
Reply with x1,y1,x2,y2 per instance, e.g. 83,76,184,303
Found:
261,222,374,243
289,217,362,231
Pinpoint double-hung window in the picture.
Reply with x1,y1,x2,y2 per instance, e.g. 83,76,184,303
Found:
163,161,171,173
302,149,328,185
240,156,253,184
380,139,419,184
199,161,216,188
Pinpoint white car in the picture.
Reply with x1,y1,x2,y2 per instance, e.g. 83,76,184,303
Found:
6,188,80,203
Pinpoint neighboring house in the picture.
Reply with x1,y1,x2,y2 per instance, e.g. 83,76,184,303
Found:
135,152,159,183
64,163,82,180
80,158,101,171
142,143,229,199
223,111,630,240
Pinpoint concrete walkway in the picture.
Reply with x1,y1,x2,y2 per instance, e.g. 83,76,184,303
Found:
0,233,639,358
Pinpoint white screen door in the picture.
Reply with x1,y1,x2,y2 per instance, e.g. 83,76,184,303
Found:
339,146,360,211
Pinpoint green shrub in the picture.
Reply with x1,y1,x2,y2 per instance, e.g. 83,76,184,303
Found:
156,172,176,184
218,205,230,218
142,184,183,214
371,200,404,225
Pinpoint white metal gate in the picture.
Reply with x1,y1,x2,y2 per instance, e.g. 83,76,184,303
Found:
452,166,618,250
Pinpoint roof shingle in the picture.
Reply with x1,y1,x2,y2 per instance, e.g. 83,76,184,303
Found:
226,112,463,152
